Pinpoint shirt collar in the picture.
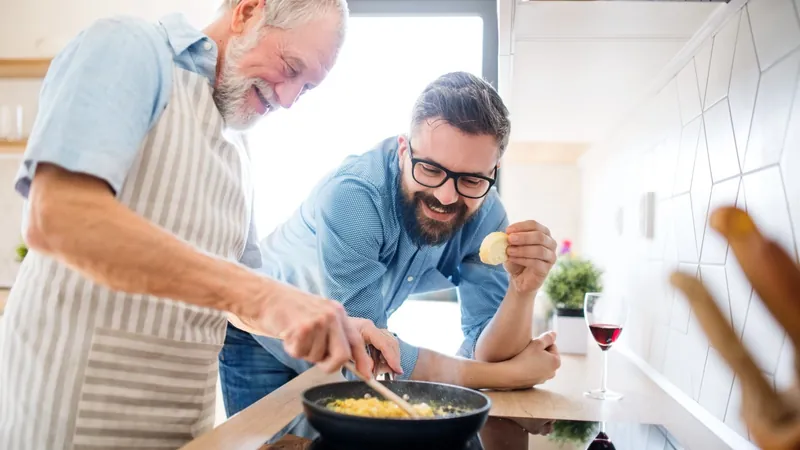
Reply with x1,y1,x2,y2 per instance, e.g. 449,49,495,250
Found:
158,13,214,56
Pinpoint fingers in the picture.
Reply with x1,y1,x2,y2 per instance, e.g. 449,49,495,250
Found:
369,346,382,378
506,258,552,274
506,245,556,263
507,230,557,251
317,307,353,373
506,220,551,236
284,321,319,360
307,327,329,363
536,331,557,349
346,321,372,377
548,344,561,370
360,324,403,374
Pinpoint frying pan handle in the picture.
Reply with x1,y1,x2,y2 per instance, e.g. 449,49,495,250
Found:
367,344,396,381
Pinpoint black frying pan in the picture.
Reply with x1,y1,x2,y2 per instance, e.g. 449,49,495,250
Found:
302,380,491,449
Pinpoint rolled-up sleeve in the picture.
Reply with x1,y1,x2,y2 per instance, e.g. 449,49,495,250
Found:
315,176,419,378
14,17,170,199
454,194,510,359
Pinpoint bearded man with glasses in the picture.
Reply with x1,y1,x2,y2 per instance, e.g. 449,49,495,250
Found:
220,71,562,418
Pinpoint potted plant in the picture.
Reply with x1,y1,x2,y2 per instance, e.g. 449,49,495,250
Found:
15,242,28,262
543,257,603,354
548,420,599,447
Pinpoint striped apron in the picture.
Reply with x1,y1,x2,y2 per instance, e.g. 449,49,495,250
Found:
0,65,251,449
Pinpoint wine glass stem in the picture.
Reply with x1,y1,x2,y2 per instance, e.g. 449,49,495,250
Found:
601,350,608,392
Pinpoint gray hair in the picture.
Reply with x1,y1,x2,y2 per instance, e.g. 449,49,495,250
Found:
410,72,511,156
222,0,349,40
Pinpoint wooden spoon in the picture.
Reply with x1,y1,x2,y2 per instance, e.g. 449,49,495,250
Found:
343,361,421,418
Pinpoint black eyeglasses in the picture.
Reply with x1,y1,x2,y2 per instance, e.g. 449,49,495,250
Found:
407,143,497,199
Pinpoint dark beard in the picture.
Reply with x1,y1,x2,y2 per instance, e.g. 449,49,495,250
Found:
398,183,472,247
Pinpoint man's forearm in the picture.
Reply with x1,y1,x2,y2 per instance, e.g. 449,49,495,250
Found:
26,164,268,318
473,290,534,362
410,348,507,390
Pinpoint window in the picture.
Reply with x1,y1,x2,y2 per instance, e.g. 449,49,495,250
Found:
248,0,498,237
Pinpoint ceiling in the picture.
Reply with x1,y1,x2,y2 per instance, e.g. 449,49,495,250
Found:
499,1,723,150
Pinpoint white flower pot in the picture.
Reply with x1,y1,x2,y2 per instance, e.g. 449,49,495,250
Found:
552,309,588,355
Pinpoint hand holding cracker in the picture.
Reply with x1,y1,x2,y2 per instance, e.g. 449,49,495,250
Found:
481,221,557,296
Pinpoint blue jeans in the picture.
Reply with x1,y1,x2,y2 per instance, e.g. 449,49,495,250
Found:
218,323,299,417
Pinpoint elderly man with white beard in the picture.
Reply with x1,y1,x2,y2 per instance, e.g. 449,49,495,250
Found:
0,1,383,449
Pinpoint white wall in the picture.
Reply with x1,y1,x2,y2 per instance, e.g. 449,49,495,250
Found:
0,1,215,58
579,0,799,442
500,163,581,253
0,1,220,285
508,1,720,143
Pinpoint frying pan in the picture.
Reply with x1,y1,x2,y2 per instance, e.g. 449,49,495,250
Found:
302,380,491,449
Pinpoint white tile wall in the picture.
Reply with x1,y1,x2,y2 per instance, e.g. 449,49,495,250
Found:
677,62,703,125
673,194,698,262
580,0,800,442
674,117,702,194
747,0,800,71
741,291,786,374
690,129,712,255
742,166,797,261
782,76,800,260
774,336,795,390
705,12,740,109
695,38,713,109
703,100,740,182
686,313,711,400
698,348,735,421
728,11,761,168
743,50,800,171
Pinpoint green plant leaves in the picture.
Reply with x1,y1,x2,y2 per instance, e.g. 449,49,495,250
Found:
548,420,599,446
543,258,603,310
15,242,27,262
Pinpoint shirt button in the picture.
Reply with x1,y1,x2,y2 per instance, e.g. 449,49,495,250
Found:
407,276,414,282
203,42,213,51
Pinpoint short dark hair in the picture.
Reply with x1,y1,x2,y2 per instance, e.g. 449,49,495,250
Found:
410,72,511,156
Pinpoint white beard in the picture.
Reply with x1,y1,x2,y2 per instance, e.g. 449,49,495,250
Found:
213,30,280,131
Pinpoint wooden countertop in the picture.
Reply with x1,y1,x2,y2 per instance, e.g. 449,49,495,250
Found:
182,350,742,450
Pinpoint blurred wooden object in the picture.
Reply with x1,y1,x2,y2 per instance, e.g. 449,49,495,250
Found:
670,206,800,450
0,58,51,79
0,139,27,155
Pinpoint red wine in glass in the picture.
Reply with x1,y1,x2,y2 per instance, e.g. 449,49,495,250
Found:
589,324,623,351
584,293,627,401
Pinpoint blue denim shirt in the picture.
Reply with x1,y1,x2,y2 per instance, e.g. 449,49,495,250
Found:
251,136,510,378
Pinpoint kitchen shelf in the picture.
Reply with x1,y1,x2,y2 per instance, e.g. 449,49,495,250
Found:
0,58,52,79
0,139,27,154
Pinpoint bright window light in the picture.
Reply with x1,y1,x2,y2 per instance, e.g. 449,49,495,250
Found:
248,16,484,236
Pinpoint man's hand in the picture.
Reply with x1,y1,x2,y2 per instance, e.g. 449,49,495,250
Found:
504,221,558,296
495,331,561,389
231,284,373,376
348,317,404,377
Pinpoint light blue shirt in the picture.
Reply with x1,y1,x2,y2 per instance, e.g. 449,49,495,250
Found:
14,13,218,201
251,136,510,378
12,12,271,269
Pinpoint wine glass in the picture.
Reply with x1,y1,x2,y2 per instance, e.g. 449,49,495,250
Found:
583,292,627,401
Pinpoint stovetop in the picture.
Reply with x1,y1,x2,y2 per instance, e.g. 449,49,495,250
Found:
261,413,687,450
